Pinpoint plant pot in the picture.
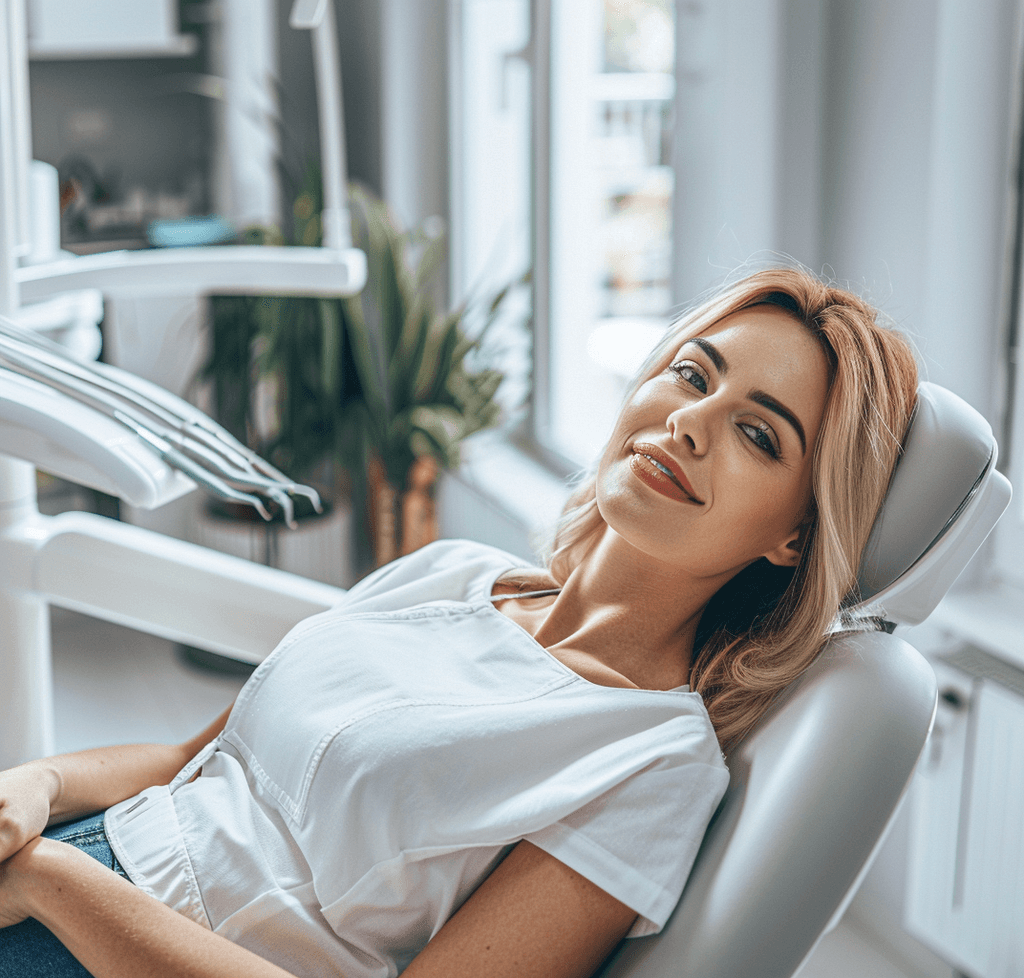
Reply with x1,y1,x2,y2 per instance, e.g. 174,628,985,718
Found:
367,455,440,568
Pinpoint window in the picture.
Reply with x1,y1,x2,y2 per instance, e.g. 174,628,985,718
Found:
449,0,533,429
451,0,676,468
548,0,674,465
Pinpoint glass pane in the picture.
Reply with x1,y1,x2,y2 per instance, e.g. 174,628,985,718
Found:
453,0,533,425
548,0,675,465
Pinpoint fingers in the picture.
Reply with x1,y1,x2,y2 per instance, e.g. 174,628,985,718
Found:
0,808,37,864
0,769,52,864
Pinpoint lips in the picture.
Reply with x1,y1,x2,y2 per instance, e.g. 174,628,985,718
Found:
630,442,704,504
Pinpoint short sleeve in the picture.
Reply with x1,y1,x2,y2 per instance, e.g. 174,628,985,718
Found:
524,736,729,937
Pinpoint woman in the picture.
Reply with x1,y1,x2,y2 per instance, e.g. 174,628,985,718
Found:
0,268,918,977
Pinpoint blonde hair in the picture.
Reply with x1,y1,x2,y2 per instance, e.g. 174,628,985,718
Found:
544,268,919,752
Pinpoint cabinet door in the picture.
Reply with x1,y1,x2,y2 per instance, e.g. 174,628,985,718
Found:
906,663,1024,978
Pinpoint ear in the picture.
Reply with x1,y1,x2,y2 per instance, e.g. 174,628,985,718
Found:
764,521,809,568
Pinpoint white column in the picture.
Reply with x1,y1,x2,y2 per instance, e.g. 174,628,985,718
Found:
0,456,53,768
0,0,53,766
210,0,280,230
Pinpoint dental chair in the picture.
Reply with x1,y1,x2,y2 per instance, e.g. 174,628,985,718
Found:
0,297,1011,976
0,12,1009,977
597,381,1011,978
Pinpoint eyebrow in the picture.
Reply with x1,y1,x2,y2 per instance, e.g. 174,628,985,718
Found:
750,390,807,455
683,338,808,455
690,337,726,374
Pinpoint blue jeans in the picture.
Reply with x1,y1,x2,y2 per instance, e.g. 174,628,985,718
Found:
0,811,128,977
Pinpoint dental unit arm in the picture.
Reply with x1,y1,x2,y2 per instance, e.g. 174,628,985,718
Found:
8,0,365,308
0,319,348,769
0,315,324,524
0,0,361,767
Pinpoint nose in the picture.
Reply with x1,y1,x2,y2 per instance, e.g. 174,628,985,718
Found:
667,400,710,457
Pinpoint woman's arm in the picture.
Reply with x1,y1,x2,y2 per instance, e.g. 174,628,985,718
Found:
1,838,636,978
1,836,296,977
0,703,233,863
405,840,638,978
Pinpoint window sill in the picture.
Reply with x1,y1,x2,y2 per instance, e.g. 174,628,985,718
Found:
451,433,569,526
438,432,571,561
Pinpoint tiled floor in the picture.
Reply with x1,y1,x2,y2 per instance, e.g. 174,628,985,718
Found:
50,607,929,978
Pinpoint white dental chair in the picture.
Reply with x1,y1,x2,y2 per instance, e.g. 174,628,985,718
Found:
598,381,1011,978
0,308,1011,973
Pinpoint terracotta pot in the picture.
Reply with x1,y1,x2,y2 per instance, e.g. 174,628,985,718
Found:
367,455,439,567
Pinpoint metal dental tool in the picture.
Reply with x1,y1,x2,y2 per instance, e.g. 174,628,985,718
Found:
0,313,321,526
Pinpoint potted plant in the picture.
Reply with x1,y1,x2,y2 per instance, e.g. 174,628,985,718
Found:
195,293,357,586
335,183,515,568
197,178,520,581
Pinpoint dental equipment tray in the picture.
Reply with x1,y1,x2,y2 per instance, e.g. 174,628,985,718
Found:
0,317,319,519
0,365,193,508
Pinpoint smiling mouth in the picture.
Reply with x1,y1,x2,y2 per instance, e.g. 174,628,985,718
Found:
630,446,704,504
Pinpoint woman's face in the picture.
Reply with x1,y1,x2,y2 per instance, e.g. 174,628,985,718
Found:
596,304,831,581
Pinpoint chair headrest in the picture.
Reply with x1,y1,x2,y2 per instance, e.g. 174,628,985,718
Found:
853,382,1011,626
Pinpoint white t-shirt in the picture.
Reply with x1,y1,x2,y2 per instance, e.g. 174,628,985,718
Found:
105,540,729,978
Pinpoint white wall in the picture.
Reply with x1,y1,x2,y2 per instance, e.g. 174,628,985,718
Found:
822,0,1018,426
671,0,1018,423
672,0,787,301
381,0,449,235
819,0,940,332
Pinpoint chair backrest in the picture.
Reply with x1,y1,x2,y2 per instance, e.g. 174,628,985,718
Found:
597,382,1012,978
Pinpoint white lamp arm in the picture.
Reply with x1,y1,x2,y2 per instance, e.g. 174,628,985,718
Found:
16,245,366,305
290,0,352,250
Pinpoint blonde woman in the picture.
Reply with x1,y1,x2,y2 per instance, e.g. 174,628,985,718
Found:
0,268,918,978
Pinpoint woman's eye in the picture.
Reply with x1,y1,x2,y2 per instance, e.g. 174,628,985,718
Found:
739,421,780,458
670,361,708,394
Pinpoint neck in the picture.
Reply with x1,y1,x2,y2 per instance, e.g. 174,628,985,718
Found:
532,526,739,689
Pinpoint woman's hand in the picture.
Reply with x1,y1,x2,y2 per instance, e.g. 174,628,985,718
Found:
0,763,59,864
0,700,234,858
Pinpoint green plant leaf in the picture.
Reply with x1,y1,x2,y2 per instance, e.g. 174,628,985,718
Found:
411,227,447,295
390,304,433,413
339,296,387,443
410,404,465,449
319,299,341,400
416,313,463,404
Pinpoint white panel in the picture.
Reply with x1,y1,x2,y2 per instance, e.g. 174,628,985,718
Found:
905,662,974,969
906,660,1024,978
960,682,1024,977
